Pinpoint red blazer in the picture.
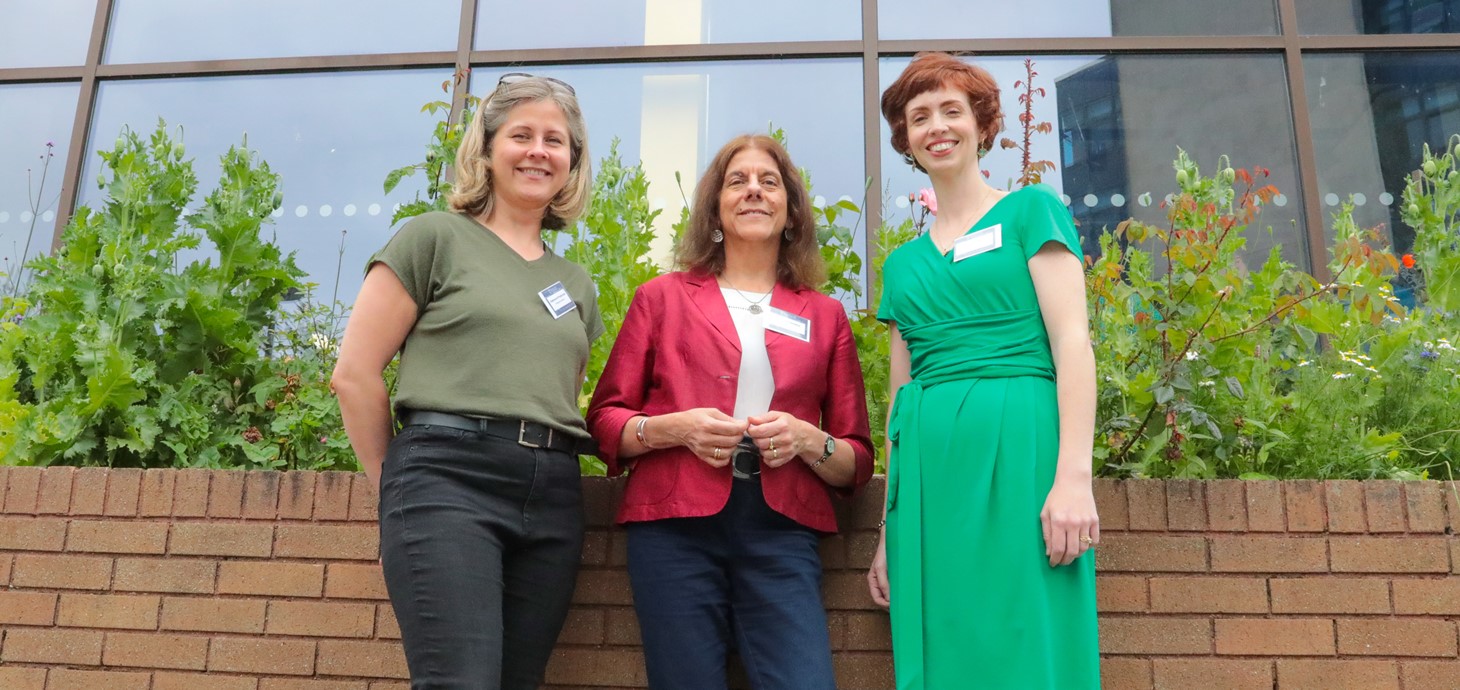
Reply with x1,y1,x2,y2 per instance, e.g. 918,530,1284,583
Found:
587,271,874,533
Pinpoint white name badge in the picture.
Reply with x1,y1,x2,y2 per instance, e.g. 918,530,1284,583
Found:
764,306,811,342
538,281,577,319
953,224,1003,262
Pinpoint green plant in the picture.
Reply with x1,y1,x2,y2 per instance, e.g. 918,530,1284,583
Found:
558,139,663,473
3,141,57,300
0,121,355,469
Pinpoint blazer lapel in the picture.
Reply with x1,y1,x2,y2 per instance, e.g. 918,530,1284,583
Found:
684,272,741,353
764,282,811,358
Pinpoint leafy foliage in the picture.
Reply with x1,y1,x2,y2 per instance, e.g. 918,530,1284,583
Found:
0,122,355,469
1088,149,1456,479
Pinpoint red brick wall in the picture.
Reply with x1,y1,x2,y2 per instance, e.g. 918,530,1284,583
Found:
1,469,1458,689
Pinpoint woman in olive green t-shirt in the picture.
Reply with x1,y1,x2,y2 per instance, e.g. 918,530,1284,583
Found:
333,74,602,690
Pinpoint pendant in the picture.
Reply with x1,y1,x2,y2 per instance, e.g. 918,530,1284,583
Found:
748,304,763,314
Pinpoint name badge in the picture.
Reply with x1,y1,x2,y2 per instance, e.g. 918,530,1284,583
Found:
538,281,577,319
764,306,811,342
953,224,1003,262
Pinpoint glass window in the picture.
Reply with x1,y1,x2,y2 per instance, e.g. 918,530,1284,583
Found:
0,0,95,68
82,70,444,305
0,82,81,277
1298,0,1460,34
475,0,859,50
469,59,867,295
878,0,1279,39
105,0,458,64
1305,52,1460,263
879,54,1307,267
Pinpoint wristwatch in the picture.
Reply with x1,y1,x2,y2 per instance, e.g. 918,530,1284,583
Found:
813,434,835,468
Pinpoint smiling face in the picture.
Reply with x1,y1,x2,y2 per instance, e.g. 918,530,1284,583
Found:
488,98,572,210
903,85,983,174
717,147,789,247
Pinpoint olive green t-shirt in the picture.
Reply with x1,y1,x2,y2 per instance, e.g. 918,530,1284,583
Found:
371,211,605,439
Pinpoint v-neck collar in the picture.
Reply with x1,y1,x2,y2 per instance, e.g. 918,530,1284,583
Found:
924,186,1021,258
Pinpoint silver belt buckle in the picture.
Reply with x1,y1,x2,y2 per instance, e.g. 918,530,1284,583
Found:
517,421,547,449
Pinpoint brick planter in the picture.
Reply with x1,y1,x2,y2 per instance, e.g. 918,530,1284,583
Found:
1,468,1458,689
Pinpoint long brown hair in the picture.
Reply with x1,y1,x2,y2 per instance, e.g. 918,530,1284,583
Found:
675,134,825,290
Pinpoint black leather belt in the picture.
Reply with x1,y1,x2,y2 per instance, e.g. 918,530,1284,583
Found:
399,409,596,456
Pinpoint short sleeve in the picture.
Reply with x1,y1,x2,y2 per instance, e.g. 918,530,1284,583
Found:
1018,184,1082,261
368,216,439,311
875,250,901,324
582,279,606,342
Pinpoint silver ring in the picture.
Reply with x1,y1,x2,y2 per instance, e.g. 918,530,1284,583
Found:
773,447,781,461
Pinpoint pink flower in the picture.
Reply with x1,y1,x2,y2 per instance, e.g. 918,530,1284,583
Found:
319,436,328,443
917,188,938,215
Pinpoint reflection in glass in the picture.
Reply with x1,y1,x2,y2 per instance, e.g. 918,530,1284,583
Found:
1305,52,1460,267
1298,0,1459,35
83,70,443,305
0,0,95,68
469,60,866,294
476,0,859,50
0,82,80,276
878,0,1278,39
879,55,1306,266
105,0,457,63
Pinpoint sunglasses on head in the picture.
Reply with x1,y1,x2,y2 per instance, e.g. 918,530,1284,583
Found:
496,72,576,96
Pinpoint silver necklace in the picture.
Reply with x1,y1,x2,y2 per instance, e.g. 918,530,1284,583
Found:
721,277,771,314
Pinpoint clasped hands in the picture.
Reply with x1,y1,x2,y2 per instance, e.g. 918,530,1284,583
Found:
670,408,815,469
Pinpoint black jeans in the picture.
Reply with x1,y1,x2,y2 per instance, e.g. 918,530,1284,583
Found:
379,423,585,690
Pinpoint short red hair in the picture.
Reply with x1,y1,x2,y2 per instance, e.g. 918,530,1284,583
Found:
880,52,1004,172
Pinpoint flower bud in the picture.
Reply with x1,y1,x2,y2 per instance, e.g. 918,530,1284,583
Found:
1176,169,1189,187
1423,160,1437,177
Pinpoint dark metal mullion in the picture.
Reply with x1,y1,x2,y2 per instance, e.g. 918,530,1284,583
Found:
877,35,1288,55
0,66,86,83
860,0,881,303
51,0,115,251
92,51,459,79
1299,32,1460,51
467,40,864,66
1278,0,1331,283
448,0,477,127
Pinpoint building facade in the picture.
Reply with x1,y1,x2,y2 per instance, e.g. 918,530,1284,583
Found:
2,0,1458,304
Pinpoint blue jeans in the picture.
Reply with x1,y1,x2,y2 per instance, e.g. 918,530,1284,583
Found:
379,423,584,690
626,480,836,690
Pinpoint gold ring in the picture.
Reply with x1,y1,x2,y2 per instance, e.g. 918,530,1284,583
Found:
1079,535,1093,546
773,447,781,460
769,440,777,452
713,447,722,460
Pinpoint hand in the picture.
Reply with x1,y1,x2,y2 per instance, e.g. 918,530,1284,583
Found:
746,411,813,468
665,408,748,469
1040,477,1100,567
867,528,890,609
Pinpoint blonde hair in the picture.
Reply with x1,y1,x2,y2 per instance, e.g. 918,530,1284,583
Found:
448,77,591,230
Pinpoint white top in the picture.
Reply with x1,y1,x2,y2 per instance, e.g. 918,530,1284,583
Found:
720,287,775,420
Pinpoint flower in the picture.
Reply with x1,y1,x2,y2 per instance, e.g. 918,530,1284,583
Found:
1332,372,1353,379
1198,380,1216,388
1402,254,1416,269
1421,350,1440,361
917,188,938,215
319,436,328,443
1184,351,1199,361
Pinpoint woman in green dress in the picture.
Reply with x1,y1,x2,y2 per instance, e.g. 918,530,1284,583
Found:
866,52,1101,689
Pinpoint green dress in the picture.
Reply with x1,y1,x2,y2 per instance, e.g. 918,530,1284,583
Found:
878,183,1100,689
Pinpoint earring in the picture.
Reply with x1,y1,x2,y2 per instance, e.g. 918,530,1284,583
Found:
783,227,793,242
978,146,989,158
711,227,724,243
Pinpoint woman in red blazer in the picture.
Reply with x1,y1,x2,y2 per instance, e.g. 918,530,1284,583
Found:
588,134,873,690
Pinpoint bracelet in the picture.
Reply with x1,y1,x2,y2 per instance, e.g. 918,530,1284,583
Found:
635,416,651,449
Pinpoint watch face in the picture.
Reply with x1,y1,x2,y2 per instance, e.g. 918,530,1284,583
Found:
824,435,836,456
